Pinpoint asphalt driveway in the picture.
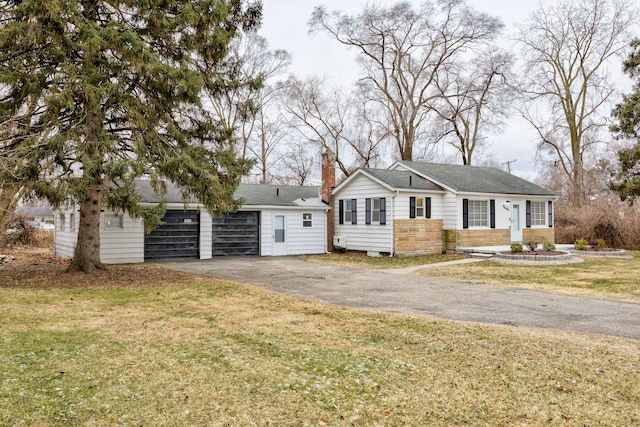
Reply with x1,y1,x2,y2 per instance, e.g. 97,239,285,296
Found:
160,256,640,341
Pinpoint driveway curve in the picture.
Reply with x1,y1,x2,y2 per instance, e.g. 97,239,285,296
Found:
161,256,640,341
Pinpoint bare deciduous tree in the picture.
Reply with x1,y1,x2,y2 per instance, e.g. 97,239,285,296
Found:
432,49,514,165
279,75,383,177
208,32,290,160
517,0,637,207
309,0,502,161
246,101,290,184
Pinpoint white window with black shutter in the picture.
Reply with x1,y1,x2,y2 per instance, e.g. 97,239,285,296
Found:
366,198,386,224
463,199,492,228
339,199,357,225
525,200,548,227
410,197,431,219
548,201,553,228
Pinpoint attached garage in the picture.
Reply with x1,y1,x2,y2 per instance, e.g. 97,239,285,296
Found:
212,211,260,256
144,210,200,261
54,181,329,264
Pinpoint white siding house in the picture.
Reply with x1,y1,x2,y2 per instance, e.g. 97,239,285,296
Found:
333,168,445,255
55,209,146,263
54,181,329,263
332,162,557,255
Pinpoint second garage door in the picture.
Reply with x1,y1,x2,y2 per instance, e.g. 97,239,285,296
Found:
212,211,260,256
144,210,200,261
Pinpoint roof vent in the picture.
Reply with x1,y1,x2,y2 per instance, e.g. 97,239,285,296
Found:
276,188,280,196
409,175,412,186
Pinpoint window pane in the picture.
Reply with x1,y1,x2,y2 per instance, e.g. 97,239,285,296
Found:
468,201,488,227
275,215,285,242
105,214,123,228
344,200,352,223
416,198,424,217
531,201,546,226
372,198,380,222
303,213,312,227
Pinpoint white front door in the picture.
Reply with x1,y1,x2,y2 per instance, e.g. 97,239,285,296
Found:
510,203,522,242
272,214,287,256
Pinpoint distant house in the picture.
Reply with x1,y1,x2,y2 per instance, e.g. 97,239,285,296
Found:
15,205,54,228
54,181,329,263
332,161,557,256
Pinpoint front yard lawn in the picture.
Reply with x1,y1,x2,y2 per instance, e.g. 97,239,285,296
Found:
306,252,467,269
309,250,640,303
1,250,639,426
418,250,640,303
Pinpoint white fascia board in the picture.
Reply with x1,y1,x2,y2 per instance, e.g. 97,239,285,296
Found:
395,188,445,195
456,192,557,200
238,205,330,211
332,169,364,194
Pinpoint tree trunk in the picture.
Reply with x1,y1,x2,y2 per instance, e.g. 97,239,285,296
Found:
572,162,584,208
67,186,105,273
0,184,23,229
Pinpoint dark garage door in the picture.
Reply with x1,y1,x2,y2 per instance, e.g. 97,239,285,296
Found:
144,210,200,261
213,211,260,256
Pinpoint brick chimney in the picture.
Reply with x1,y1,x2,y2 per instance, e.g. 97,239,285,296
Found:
321,149,336,252
321,149,336,204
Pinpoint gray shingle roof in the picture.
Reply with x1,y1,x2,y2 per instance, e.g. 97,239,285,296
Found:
135,180,198,204
135,180,326,208
235,184,326,207
397,161,556,196
363,168,442,191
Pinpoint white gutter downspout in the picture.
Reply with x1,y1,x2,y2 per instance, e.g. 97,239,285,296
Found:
389,190,399,257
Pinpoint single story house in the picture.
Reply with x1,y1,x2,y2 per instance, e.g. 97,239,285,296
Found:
16,205,55,229
332,161,557,256
54,181,329,263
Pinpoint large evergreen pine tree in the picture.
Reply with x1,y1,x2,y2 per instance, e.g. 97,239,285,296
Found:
611,39,640,203
0,0,260,272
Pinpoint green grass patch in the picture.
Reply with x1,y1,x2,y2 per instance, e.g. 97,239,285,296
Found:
306,252,466,269
418,250,640,302
1,276,639,426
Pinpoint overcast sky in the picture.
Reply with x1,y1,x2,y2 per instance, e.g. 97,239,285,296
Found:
256,1,554,179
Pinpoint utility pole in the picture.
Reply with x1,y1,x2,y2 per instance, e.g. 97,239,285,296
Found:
502,159,516,174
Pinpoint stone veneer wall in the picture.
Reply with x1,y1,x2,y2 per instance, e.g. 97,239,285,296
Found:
394,219,443,256
523,228,555,243
445,229,511,249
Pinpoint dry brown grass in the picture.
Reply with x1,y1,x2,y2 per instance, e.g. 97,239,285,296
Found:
1,250,639,426
417,251,640,303
306,251,466,269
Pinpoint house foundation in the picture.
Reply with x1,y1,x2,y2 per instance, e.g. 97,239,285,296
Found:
394,219,443,256
444,229,511,251
523,228,555,243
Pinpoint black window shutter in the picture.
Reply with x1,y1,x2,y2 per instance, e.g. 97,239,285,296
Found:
380,198,386,225
351,199,357,224
462,198,469,229
425,197,432,219
548,201,553,228
490,199,496,229
526,200,531,228
338,199,344,225
409,197,416,218
365,198,371,225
